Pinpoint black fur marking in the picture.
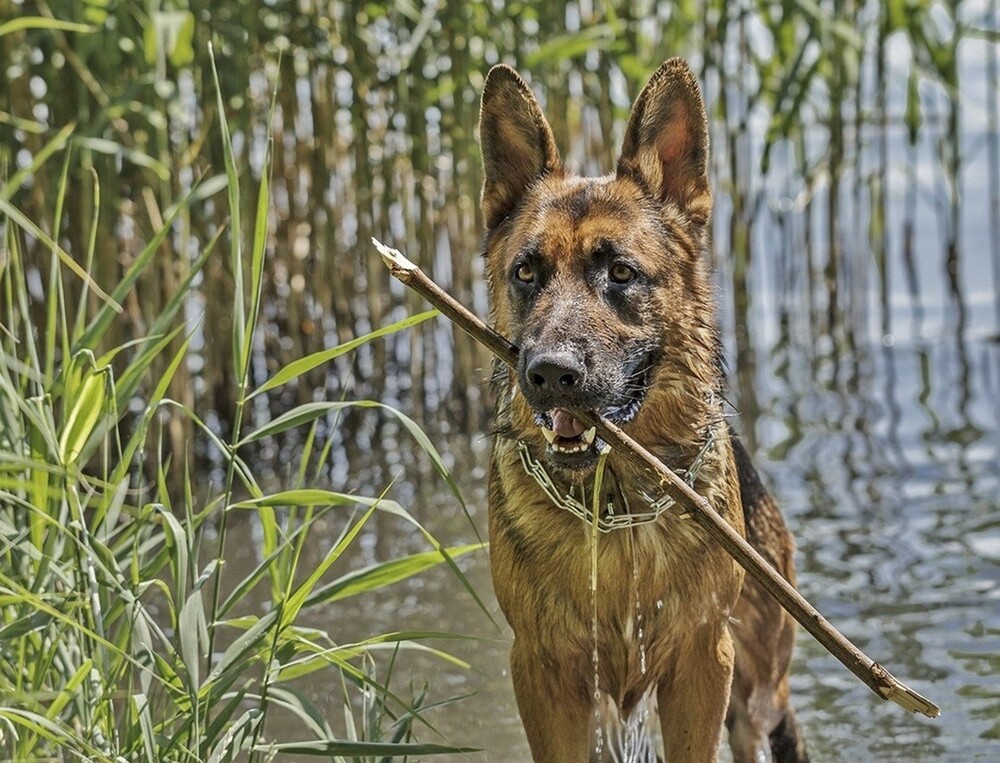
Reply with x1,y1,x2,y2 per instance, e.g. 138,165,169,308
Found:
729,427,768,523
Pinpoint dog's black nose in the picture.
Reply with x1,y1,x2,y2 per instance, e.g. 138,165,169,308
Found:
525,352,584,390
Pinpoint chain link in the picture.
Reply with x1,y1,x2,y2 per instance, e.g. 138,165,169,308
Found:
515,425,716,533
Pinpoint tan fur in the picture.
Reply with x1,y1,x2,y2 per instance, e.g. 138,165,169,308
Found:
479,59,808,763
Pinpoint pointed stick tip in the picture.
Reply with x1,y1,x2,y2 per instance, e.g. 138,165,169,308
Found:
878,672,940,718
371,237,417,272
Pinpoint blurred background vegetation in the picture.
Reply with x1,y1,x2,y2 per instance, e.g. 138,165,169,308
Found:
2,0,999,760
5,0,995,467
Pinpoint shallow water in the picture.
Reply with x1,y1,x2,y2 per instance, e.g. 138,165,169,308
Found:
284,67,998,763
225,230,1000,760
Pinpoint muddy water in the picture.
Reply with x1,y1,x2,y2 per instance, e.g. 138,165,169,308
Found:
234,320,998,760
227,308,1000,759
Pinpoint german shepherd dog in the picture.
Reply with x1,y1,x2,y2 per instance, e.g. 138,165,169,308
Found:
478,59,810,762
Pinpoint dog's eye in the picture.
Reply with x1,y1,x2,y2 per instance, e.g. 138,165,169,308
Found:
514,263,535,284
609,263,636,284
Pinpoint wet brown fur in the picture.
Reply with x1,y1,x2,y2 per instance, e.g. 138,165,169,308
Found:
479,59,808,762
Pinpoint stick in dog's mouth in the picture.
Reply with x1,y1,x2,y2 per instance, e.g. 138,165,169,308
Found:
372,235,942,720
531,358,652,460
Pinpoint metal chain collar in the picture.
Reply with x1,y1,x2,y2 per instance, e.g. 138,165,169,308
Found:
515,423,717,533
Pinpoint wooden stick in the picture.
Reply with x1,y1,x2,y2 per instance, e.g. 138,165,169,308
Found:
372,237,941,719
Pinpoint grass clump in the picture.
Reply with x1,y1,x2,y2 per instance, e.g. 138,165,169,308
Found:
0,60,481,762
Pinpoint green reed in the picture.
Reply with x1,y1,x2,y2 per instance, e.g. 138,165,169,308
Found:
0,54,483,761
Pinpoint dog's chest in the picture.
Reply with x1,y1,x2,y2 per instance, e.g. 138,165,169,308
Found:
493,482,727,627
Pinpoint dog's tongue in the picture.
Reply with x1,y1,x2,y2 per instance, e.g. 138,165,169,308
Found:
551,408,586,439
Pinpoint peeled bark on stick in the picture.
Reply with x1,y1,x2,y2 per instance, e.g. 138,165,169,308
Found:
372,237,941,720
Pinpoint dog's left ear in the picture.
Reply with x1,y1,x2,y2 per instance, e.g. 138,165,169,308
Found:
617,58,711,225
479,65,562,230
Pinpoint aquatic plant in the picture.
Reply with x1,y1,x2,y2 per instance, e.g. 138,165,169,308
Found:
0,56,482,761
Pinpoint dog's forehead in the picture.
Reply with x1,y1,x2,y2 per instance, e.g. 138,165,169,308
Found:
507,175,661,263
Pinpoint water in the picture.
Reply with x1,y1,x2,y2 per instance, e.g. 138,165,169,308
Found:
230,312,998,759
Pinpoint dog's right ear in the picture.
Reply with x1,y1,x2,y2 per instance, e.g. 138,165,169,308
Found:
617,58,711,226
479,65,561,230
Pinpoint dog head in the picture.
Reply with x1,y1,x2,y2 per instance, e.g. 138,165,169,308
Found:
479,59,720,472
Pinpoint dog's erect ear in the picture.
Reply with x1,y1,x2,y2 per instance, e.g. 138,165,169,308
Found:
479,65,561,229
617,58,711,224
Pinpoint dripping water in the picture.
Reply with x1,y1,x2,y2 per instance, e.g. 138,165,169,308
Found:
630,527,647,677
606,690,659,763
618,527,654,761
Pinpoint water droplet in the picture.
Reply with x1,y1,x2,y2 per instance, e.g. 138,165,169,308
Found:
631,529,648,677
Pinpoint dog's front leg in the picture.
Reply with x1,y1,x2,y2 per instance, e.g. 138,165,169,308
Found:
510,637,593,762
657,626,735,763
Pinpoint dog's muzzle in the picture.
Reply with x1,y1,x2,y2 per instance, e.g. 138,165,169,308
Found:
522,351,654,470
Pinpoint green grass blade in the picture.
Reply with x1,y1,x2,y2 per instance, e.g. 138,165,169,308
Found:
373,500,496,629
240,399,477,539
73,136,171,181
281,503,380,627
132,694,157,763
44,148,73,383
260,740,479,755
0,17,94,37
242,135,271,378
0,196,120,312
111,330,194,485
57,366,107,465
1,122,74,203
231,489,403,511
264,686,334,740
206,708,261,763
208,41,245,379
304,543,485,606
203,609,280,689
74,180,209,350
249,310,439,399
178,589,208,691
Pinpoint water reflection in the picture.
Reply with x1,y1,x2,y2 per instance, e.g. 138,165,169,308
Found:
234,324,997,759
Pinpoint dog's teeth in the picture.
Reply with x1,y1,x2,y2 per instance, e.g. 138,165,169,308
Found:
552,441,587,454
582,427,596,444
541,428,556,443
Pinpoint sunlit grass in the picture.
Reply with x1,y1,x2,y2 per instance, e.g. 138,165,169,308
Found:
0,56,482,762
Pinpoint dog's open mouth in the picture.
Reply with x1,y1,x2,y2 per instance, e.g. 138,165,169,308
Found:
539,409,598,454
531,364,650,469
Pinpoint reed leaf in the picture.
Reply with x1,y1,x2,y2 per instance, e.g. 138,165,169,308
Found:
0,17,94,37
1,122,75,203
237,399,476,539
0,196,120,312
261,739,479,755
249,309,440,398
208,42,245,380
305,542,486,605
